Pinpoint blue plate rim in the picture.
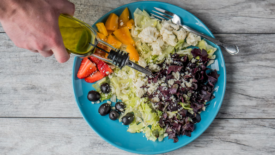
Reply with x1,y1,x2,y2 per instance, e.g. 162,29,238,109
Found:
72,1,226,154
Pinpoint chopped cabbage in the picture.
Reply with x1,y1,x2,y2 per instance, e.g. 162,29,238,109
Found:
134,8,158,29
109,66,166,141
177,48,193,60
198,40,217,58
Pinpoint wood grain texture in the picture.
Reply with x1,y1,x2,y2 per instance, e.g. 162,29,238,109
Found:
0,118,275,155
1,33,275,118
1,0,275,33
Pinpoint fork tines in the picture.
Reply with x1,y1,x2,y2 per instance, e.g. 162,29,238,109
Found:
151,7,174,20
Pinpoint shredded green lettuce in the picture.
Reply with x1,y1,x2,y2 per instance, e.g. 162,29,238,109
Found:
179,102,193,110
177,48,193,60
198,40,217,58
109,66,166,141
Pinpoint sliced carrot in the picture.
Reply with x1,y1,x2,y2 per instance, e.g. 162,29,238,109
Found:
126,19,134,29
96,22,108,36
118,7,129,28
113,27,135,46
105,13,119,31
97,32,107,41
126,45,139,62
107,35,122,49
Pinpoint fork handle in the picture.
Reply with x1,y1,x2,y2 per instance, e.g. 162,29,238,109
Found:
181,25,239,55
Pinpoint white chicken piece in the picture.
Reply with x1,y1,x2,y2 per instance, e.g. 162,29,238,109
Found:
161,20,179,31
161,29,177,46
160,21,178,46
138,26,159,43
151,38,164,55
186,33,201,46
173,28,188,41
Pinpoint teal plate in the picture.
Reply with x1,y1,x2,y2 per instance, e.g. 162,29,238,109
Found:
72,1,226,154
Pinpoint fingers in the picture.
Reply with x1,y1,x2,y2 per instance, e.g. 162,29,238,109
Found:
52,42,70,63
55,0,75,16
39,50,54,57
30,50,39,53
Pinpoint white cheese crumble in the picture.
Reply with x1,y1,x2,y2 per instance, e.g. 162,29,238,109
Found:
120,21,124,26
136,89,145,98
152,97,160,102
168,79,175,86
138,57,147,67
186,33,201,46
148,63,161,72
165,54,173,64
147,82,159,94
172,72,180,80
173,28,188,41
138,26,159,43
170,96,176,102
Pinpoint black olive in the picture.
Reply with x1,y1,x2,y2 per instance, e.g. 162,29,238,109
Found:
158,103,164,111
109,110,120,120
100,83,111,94
192,113,201,123
98,103,111,116
115,102,126,112
121,113,134,125
87,90,100,101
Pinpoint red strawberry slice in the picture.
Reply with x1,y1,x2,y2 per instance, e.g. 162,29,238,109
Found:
84,71,105,83
89,56,100,64
97,60,113,76
89,56,113,76
77,57,97,79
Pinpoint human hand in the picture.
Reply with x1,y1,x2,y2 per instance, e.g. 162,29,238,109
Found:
0,0,75,63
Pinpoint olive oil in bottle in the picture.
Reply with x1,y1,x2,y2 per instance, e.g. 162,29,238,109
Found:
58,15,96,55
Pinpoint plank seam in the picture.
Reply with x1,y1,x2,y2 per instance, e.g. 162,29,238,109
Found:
0,117,274,119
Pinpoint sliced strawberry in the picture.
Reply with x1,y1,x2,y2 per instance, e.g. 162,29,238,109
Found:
77,57,97,79
84,71,105,83
97,60,113,76
89,56,100,64
89,56,113,76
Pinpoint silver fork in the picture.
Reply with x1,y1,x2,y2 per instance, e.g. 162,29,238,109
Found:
152,7,239,55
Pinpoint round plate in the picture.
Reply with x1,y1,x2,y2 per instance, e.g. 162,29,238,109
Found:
72,1,226,154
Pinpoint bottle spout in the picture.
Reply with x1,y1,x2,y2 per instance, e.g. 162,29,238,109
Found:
126,60,152,76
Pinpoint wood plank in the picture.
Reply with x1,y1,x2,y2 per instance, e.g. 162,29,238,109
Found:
0,118,275,155
1,33,275,118
216,34,275,118
1,0,275,33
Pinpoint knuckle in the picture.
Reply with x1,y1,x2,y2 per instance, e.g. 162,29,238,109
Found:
35,43,44,51
70,3,75,14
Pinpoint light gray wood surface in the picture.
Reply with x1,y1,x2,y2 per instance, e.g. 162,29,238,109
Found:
1,118,275,155
1,0,275,33
0,0,275,155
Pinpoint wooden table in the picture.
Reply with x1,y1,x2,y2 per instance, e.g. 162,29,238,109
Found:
1,0,275,154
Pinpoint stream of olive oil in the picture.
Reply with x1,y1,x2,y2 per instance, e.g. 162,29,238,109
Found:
58,15,96,55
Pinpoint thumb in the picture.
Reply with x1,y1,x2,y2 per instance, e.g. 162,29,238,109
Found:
52,43,70,63
55,0,75,16
51,24,70,63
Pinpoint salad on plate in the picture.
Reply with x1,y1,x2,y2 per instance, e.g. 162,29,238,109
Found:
76,7,219,143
